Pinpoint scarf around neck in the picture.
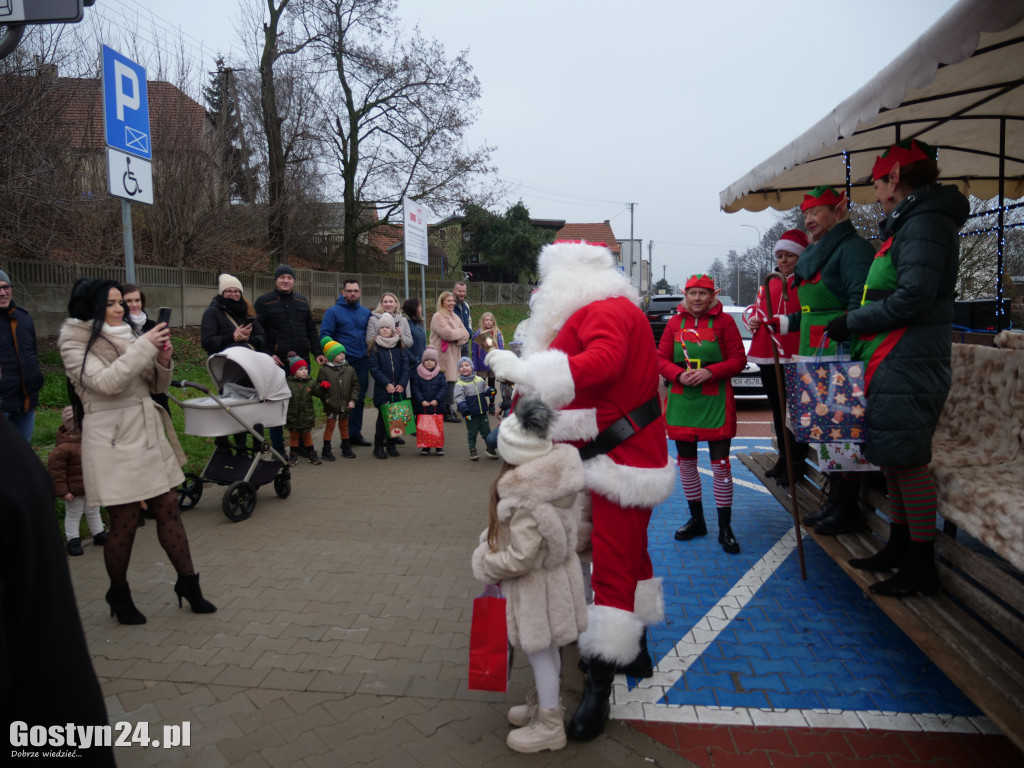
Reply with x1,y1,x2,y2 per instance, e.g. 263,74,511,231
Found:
416,362,441,380
374,333,399,349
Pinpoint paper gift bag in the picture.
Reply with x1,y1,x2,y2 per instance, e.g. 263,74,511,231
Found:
468,586,509,692
382,398,415,437
812,442,879,472
783,357,868,443
416,413,445,448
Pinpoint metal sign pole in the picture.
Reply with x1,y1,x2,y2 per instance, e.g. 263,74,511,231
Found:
122,198,136,284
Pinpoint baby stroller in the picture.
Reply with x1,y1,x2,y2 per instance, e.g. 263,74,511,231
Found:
170,347,292,522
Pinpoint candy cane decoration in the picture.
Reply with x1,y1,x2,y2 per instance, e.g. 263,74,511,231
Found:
679,325,702,369
744,273,786,355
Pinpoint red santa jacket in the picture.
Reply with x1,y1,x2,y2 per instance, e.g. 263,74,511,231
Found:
747,274,800,364
530,296,674,509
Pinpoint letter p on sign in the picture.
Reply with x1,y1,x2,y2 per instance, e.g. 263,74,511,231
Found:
114,60,140,121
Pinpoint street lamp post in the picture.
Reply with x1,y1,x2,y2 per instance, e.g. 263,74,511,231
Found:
739,224,762,304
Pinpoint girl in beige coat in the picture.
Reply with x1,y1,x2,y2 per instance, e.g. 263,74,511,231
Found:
471,399,588,754
428,291,470,421
59,278,215,625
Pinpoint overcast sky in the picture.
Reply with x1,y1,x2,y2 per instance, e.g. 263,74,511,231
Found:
85,0,960,287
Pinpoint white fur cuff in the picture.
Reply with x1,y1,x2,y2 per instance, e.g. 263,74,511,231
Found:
577,604,644,665
526,350,575,409
779,315,790,335
634,578,664,625
550,408,599,442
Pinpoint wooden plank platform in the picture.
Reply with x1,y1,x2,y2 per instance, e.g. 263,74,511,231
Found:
737,450,1024,751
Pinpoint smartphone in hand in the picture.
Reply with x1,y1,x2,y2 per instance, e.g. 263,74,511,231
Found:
157,307,172,327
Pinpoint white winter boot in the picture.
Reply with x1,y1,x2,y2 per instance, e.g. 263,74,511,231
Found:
506,707,566,753
507,689,537,727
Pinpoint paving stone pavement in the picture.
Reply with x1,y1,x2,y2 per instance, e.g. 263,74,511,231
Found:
67,410,696,767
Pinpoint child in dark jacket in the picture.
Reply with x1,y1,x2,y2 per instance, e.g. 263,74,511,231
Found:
315,337,360,460
411,345,448,456
454,356,495,461
368,314,409,460
48,406,108,556
285,351,321,465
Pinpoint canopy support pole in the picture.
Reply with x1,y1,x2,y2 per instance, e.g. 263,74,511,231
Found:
997,117,1007,332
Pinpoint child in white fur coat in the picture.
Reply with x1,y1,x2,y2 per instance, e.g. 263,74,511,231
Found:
471,398,588,754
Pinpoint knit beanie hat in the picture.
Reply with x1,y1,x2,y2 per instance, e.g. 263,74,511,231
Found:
275,264,295,279
219,273,244,295
377,313,397,332
287,351,306,375
421,346,439,364
498,398,555,466
800,185,846,211
773,229,809,257
458,355,473,369
0,269,10,285
322,336,346,362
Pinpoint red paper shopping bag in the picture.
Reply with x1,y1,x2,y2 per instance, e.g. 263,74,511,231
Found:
468,586,509,692
416,413,444,448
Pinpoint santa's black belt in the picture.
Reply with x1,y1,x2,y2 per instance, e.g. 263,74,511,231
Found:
578,397,661,461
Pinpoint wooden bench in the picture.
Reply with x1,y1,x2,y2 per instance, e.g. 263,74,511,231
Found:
737,331,1024,752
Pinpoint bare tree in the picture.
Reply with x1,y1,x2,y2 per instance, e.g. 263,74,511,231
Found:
296,0,495,271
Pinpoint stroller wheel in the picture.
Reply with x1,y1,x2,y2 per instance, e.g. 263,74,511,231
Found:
273,472,291,499
177,472,204,511
222,481,257,522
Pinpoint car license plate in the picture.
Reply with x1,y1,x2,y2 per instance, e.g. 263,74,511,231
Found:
731,376,758,389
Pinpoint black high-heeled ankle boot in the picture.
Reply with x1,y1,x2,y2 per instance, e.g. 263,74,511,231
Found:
106,584,146,625
174,573,217,613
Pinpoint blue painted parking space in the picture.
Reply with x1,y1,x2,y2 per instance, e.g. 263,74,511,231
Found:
615,438,983,729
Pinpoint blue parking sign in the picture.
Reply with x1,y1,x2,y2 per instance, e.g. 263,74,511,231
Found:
101,45,151,160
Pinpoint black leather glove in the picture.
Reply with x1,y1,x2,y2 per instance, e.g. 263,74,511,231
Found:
825,313,851,343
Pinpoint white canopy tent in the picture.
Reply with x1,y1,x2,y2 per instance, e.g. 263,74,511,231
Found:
720,0,1024,213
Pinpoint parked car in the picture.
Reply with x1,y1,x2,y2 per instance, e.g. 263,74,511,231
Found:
644,293,684,345
720,305,765,400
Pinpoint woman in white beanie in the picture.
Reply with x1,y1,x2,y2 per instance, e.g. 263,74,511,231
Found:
471,398,588,754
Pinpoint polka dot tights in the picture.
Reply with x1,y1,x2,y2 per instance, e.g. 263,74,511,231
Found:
105,490,195,588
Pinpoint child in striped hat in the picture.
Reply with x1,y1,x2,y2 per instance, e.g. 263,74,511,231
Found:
315,337,360,460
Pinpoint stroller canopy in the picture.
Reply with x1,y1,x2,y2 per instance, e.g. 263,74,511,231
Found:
206,347,290,402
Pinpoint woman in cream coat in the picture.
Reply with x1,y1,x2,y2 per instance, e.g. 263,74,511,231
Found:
429,291,470,421
59,278,215,625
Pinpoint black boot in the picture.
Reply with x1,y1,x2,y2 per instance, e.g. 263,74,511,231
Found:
814,477,863,536
850,523,910,571
674,500,707,541
386,438,400,457
66,537,83,556
373,436,388,460
174,573,217,613
341,439,356,458
869,540,941,597
764,451,787,479
803,473,843,526
567,656,616,741
618,631,654,678
321,443,336,461
717,508,740,554
106,584,146,625
776,440,809,488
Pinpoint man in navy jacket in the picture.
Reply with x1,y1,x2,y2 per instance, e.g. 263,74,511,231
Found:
320,279,372,446
0,269,43,442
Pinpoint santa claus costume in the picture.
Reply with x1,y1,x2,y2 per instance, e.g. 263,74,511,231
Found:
487,240,675,741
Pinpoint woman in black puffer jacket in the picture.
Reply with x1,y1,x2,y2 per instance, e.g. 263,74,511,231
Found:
825,139,969,598
200,274,268,455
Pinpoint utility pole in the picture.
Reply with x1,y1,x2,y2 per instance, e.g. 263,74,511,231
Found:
647,240,653,294
627,202,637,283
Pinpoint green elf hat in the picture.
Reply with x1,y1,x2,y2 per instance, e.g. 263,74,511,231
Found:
321,336,346,362
685,273,716,291
800,185,847,211
872,138,937,181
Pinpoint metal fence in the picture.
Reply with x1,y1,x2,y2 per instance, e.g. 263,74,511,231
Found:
0,257,529,335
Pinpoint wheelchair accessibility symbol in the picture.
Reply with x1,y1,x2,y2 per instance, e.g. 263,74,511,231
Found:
106,147,153,205
123,156,143,196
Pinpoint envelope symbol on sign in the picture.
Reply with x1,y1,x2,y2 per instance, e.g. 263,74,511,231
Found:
125,126,149,154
